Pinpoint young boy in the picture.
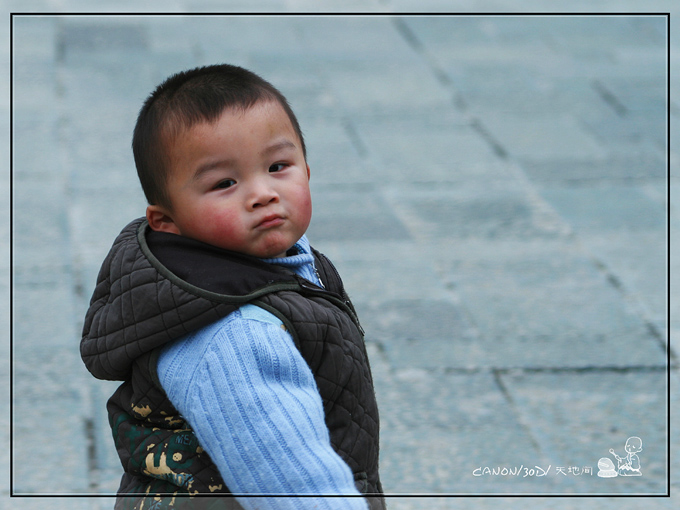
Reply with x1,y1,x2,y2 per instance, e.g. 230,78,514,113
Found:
80,64,384,510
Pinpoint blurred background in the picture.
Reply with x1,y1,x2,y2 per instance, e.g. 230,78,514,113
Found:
4,2,677,509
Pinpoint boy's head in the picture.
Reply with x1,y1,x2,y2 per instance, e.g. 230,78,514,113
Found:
134,64,312,259
133,64,306,209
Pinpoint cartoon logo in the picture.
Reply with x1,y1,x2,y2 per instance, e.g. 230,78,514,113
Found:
597,457,617,478
598,436,643,478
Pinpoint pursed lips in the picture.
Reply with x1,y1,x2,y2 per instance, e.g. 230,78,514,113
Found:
255,213,285,229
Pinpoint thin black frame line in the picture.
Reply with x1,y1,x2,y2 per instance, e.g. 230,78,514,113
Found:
7,11,672,499
8,9,14,501
7,11,673,17
665,12,672,499
7,492,673,499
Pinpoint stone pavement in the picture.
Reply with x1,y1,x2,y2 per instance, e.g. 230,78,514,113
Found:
4,2,678,509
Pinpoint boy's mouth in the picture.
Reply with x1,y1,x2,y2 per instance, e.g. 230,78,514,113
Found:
255,214,285,229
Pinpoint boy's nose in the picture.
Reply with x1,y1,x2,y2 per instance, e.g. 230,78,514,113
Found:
248,181,279,209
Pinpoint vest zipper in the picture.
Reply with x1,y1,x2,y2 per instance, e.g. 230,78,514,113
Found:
313,266,326,289
296,277,366,336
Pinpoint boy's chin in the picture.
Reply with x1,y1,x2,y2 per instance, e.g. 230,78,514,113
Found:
248,243,294,259
250,232,304,259
257,248,292,259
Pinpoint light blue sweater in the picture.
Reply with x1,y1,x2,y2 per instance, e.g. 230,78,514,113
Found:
157,236,368,510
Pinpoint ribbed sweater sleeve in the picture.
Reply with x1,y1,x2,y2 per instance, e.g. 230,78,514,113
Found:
157,237,368,510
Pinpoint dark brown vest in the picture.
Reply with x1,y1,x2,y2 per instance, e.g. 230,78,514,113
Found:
80,219,384,509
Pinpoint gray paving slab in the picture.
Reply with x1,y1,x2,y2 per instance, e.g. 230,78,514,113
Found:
11,18,57,114
351,119,508,183
382,180,570,242
194,16,304,63
361,299,480,370
12,398,91,494
446,67,608,118
539,186,666,233
12,112,62,175
13,284,77,352
576,231,668,326
268,62,344,120
13,179,71,269
293,16,410,61
432,238,666,369
519,153,667,185
323,58,453,117
478,114,609,161
376,369,556,494
502,370,668,493
299,119,370,183
307,184,412,241
6,9,674,507
581,110,667,153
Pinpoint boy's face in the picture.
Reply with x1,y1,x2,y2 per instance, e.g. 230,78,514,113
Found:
147,100,312,259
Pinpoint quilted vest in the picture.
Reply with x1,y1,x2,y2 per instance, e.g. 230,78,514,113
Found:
80,218,385,510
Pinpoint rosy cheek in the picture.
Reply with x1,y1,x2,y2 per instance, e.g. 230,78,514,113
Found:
302,194,313,225
295,188,312,213
205,214,233,233
186,207,240,247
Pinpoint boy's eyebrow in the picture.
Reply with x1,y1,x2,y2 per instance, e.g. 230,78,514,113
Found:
260,139,297,157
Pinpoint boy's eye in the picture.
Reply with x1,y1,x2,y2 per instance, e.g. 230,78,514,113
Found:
269,163,286,173
214,179,236,189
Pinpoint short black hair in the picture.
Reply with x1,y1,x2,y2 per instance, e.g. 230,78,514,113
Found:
132,64,306,209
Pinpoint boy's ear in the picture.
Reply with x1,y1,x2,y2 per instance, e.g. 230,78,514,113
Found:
146,205,181,235
306,164,311,180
